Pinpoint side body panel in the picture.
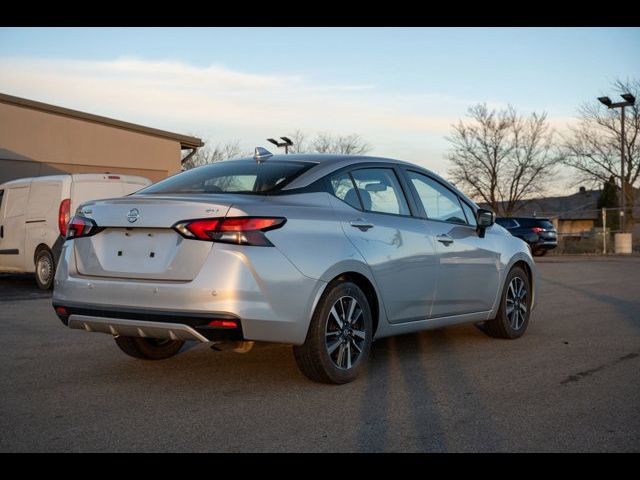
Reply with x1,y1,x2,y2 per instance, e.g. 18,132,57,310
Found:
0,184,30,271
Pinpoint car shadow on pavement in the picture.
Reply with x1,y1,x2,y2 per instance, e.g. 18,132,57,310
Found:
358,328,506,452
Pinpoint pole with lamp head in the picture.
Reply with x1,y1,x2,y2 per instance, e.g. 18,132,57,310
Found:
598,93,636,232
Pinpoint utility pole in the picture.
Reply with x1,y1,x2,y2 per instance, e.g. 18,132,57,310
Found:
602,207,607,254
598,93,636,232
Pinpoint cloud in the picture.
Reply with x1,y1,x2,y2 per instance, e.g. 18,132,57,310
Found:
0,56,510,173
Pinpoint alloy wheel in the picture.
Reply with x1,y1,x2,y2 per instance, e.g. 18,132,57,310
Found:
506,276,528,330
325,296,366,370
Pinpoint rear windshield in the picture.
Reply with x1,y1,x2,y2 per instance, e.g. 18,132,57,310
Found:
138,160,314,195
518,218,554,229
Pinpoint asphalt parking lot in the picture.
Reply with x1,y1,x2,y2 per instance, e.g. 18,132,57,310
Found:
1,256,639,452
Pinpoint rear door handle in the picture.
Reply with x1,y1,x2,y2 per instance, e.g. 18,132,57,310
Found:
349,219,374,231
0,225,3,238
436,234,454,245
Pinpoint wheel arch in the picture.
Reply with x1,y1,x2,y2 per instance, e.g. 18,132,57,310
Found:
33,243,52,264
313,262,384,338
493,253,536,315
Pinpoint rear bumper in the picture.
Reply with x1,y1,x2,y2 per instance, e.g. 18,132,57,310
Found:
53,302,243,341
535,241,558,250
53,240,325,345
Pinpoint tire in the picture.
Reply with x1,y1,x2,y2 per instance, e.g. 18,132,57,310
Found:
34,248,55,290
477,266,531,339
293,281,373,384
532,249,547,257
114,336,184,360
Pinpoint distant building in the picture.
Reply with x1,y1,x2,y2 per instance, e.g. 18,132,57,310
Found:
0,93,203,184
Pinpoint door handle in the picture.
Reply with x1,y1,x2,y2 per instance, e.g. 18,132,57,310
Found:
436,234,454,245
349,219,374,231
0,225,3,238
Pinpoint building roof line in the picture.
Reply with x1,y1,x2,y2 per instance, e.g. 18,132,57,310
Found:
0,92,203,149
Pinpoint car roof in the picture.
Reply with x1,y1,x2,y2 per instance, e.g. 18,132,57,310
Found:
269,154,477,206
198,153,478,209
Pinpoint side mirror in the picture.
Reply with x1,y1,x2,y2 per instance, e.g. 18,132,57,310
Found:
476,209,495,238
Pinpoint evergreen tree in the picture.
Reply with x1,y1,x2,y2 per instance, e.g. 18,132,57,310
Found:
596,176,619,230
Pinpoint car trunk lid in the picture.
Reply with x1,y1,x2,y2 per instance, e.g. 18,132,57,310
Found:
72,195,245,281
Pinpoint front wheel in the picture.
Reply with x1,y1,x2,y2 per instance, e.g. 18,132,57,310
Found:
114,336,184,360
477,266,531,339
293,281,373,384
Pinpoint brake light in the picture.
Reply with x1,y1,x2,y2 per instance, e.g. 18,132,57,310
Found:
66,215,103,240
531,227,544,233
58,198,71,237
208,320,238,329
173,217,286,246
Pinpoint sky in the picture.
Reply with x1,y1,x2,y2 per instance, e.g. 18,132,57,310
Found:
1,27,639,187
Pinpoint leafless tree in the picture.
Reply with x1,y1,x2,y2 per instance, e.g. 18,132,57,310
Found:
288,131,371,155
447,104,558,216
286,130,309,154
182,140,243,170
560,78,640,225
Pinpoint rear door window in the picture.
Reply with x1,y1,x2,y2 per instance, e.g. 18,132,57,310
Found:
330,173,361,209
349,168,410,216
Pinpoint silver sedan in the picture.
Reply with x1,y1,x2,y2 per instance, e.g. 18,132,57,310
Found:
53,150,536,384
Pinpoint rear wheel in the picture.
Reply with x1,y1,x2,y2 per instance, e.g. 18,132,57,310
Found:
293,281,372,384
114,336,184,360
34,248,55,290
477,266,531,339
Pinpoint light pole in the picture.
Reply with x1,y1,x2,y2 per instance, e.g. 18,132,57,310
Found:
598,93,636,232
267,137,293,154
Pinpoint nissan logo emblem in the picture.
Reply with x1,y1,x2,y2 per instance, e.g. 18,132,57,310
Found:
127,208,140,223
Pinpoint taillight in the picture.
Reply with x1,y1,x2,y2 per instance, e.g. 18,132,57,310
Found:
58,198,71,237
208,320,238,329
66,215,103,240
173,217,286,246
531,227,544,233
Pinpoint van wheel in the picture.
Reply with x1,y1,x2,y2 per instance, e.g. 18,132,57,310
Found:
35,249,55,290
293,281,373,384
114,336,185,360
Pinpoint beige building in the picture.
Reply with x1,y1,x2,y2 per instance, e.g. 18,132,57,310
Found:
0,93,202,184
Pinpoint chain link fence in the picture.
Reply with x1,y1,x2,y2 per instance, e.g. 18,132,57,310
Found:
533,206,640,254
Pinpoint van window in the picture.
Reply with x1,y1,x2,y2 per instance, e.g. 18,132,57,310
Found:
5,187,29,218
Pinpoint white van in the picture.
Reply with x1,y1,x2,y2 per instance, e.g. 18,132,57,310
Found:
0,173,152,289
